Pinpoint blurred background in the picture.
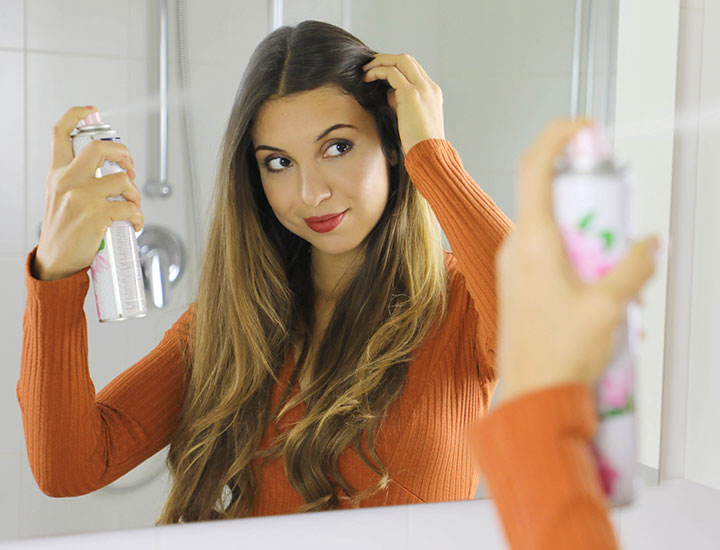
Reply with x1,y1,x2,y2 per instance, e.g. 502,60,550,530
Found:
3,0,715,544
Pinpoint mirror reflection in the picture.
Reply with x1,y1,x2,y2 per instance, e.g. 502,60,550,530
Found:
5,0,707,544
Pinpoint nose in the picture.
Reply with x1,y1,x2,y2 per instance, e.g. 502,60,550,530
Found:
298,164,332,207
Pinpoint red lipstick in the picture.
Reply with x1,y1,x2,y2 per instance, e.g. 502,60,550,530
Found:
304,210,347,233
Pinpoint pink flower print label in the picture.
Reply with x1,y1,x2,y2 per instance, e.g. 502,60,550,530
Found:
561,211,619,283
591,445,620,498
597,356,635,417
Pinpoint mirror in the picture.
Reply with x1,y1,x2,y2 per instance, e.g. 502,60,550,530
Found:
2,0,690,542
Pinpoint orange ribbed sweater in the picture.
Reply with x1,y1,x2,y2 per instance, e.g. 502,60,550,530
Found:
18,139,617,549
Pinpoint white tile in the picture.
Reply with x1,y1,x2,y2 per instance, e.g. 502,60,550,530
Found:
438,0,576,76
185,0,268,65
0,257,30,457
24,53,129,253
0,0,24,49
185,61,243,219
128,0,151,58
283,0,344,27
114,57,198,298
0,51,25,255
26,0,128,56
350,0,442,79
441,72,569,175
126,59,151,192
0,452,22,542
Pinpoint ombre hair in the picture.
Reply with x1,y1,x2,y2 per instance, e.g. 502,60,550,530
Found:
156,20,448,523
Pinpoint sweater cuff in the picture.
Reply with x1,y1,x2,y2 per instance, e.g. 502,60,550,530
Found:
468,384,616,549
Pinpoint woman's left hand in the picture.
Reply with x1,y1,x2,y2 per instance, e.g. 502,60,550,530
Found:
363,53,445,155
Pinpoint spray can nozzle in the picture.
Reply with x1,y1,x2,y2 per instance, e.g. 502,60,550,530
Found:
566,125,612,161
77,111,103,128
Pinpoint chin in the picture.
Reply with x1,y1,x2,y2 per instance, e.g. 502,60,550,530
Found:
310,239,360,256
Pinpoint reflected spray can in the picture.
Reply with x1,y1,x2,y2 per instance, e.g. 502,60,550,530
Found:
552,125,638,507
71,112,147,322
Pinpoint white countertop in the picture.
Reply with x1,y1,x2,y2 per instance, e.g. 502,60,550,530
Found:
3,478,719,549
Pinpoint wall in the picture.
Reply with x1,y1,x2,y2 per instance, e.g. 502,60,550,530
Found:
0,0,579,542
0,0,228,540
683,0,720,489
660,0,705,481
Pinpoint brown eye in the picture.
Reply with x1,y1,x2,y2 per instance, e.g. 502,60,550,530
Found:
325,140,353,157
265,157,292,172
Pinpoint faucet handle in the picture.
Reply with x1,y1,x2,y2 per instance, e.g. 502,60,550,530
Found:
141,248,170,309
137,225,185,311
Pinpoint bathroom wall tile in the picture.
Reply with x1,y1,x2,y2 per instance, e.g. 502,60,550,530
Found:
0,257,30,457
128,0,151,59
26,0,128,56
439,73,569,213
183,61,245,226
0,452,22,542
127,53,201,310
350,0,441,80
127,58,152,205
283,0,344,27
0,51,26,255
439,0,576,77
24,53,129,253
0,0,24,49
185,0,267,65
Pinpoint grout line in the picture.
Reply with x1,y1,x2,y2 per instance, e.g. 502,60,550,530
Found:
0,45,150,61
20,2,27,539
23,0,29,256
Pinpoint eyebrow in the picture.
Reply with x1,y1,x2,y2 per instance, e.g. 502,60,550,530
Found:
254,123,358,153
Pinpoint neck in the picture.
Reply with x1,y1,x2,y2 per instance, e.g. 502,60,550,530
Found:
311,246,363,303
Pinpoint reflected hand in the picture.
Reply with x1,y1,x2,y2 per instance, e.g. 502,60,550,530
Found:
362,53,445,154
496,118,659,404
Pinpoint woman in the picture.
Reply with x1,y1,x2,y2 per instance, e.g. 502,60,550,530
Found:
20,20,511,521
18,18,652,547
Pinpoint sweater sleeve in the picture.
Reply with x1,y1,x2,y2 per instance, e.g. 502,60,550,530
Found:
403,139,513,378
17,245,192,497
468,384,619,550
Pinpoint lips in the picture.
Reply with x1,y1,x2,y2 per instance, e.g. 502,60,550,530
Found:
304,211,346,223
304,210,347,233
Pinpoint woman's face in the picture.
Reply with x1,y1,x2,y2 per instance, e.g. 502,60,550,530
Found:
251,84,391,258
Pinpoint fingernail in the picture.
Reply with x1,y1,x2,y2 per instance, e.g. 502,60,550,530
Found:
85,105,96,110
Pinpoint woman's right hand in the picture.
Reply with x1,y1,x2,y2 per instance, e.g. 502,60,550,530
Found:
495,118,658,404
34,106,145,281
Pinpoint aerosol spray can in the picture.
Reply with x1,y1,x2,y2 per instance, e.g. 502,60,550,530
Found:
71,112,147,322
553,124,638,507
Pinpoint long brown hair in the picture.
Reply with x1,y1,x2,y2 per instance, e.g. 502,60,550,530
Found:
156,20,448,523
